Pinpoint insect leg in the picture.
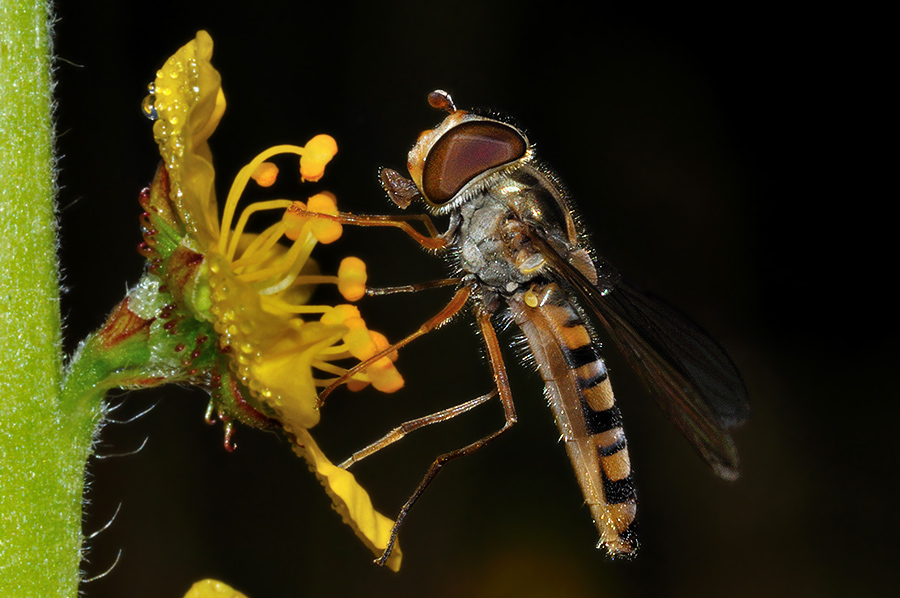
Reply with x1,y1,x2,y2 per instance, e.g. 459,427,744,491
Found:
316,285,472,407
374,303,518,566
365,277,462,296
296,209,449,251
338,390,497,469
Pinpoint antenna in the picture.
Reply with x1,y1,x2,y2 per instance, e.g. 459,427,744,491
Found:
428,89,457,114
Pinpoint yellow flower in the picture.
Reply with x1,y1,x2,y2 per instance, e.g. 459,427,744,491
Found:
142,30,403,569
184,579,248,598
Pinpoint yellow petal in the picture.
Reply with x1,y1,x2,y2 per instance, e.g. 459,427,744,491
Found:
249,320,344,429
209,254,343,429
183,579,248,598
292,428,402,570
151,30,225,246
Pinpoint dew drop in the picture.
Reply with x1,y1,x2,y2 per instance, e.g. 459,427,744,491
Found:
141,94,158,121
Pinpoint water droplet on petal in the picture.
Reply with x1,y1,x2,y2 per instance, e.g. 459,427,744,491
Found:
141,94,158,121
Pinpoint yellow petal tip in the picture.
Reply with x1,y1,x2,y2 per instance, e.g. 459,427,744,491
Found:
183,579,248,598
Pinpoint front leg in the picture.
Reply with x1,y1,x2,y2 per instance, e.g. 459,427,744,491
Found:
365,278,461,296
295,209,451,251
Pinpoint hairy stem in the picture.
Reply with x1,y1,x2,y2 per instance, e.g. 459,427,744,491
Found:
0,2,99,596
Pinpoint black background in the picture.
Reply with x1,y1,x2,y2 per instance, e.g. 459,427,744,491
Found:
52,2,894,597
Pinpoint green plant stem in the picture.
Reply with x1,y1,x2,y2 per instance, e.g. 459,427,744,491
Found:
0,2,97,596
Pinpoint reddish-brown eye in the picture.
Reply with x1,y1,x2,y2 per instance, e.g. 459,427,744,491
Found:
422,121,526,204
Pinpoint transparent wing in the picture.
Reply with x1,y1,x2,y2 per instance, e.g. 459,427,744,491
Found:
533,236,750,480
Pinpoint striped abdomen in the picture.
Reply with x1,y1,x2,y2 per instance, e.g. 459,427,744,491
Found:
508,282,638,555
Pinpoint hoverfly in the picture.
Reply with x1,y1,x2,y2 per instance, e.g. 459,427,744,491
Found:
317,90,749,564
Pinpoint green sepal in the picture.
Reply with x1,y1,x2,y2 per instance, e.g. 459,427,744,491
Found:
209,363,279,436
163,242,214,323
140,164,189,263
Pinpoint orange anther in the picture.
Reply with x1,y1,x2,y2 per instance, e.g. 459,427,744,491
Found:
346,378,371,392
300,134,338,182
282,201,308,240
320,304,361,326
371,366,404,393
338,257,367,302
251,162,279,187
307,192,342,244
344,317,378,360
369,330,398,362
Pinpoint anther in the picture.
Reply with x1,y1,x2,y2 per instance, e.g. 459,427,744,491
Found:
251,162,279,187
338,257,367,301
300,134,338,182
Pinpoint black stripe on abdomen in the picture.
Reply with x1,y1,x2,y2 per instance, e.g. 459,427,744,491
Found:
603,474,636,505
563,343,599,370
581,400,622,434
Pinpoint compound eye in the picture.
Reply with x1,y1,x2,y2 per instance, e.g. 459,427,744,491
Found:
422,121,526,204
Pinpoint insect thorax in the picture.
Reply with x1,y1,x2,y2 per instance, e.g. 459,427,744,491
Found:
454,165,575,296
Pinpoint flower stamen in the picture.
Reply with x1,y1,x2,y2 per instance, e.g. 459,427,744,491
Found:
251,162,279,187
261,298,332,315
219,140,337,254
229,221,288,271
337,257,367,302
300,134,339,182
242,232,317,294
225,199,293,262
312,360,368,379
284,194,343,245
